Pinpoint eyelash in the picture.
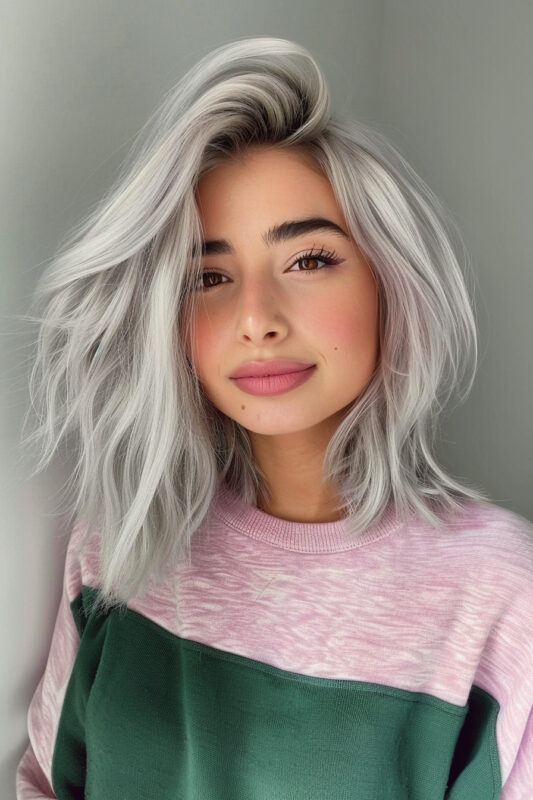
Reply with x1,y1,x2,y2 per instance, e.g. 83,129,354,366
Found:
196,247,342,292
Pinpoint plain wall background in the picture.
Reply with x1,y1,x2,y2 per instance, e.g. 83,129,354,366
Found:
2,1,531,795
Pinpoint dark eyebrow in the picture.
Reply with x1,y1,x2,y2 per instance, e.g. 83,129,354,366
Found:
197,216,350,256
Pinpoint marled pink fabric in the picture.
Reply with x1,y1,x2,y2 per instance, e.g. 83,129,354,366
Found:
17,485,533,799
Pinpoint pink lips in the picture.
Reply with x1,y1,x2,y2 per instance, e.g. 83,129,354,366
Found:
230,365,317,396
230,359,315,379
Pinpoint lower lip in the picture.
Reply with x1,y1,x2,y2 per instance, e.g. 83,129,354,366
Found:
230,365,317,396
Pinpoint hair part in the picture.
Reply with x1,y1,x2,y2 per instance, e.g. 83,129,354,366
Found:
17,35,491,615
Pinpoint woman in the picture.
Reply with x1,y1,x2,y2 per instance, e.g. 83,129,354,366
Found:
16,36,533,799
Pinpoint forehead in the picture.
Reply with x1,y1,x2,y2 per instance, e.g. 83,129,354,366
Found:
195,146,345,227
198,145,325,185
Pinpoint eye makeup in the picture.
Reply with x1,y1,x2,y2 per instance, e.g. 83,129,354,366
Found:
196,247,344,292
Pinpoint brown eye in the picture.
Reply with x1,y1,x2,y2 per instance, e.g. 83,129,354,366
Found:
286,247,343,275
195,271,229,292
298,257,321,271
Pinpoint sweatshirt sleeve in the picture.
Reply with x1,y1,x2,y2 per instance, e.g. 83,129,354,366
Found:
16,524,86,800
444,506,533,800
485,513,533,800
501,706,533,800
499,639,533,799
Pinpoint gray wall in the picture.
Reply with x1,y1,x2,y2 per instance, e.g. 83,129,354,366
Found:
378,0,533,511
2,1,531,795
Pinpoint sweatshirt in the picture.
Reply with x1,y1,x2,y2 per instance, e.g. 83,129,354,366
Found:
16,482,533,799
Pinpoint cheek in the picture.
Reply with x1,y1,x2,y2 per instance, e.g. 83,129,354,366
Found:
307,292,379,352
185,313,220,380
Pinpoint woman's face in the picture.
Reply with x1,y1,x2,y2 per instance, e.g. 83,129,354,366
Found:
183,145,380,438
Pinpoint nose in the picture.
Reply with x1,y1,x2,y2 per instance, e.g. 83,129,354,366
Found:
235,277,289,345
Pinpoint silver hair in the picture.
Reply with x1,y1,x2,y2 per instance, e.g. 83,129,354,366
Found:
18,36,492,615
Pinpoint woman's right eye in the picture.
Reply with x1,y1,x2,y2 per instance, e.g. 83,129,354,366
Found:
196,271,228,292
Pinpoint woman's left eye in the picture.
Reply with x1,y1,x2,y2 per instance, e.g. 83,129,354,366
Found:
287,248,342,274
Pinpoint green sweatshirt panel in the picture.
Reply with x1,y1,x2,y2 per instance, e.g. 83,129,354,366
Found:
52,586,502,800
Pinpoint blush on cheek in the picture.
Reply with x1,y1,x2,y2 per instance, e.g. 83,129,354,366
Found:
317,300,379,360
319,314,366,346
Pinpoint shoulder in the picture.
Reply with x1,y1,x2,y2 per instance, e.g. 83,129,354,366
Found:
443,497,533,613
451,497,533,557
413,497,533,599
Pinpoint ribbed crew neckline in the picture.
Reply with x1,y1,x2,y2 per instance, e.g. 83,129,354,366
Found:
212,482,405,553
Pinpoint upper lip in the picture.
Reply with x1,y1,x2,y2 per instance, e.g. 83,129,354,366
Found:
229,359,316,378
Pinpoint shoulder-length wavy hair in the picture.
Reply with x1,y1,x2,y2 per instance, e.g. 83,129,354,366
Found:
19,35,491,615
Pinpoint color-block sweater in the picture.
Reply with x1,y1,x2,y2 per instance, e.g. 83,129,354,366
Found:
16,483,533,799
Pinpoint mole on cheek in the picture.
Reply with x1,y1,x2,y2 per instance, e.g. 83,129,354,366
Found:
241,405,246,410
